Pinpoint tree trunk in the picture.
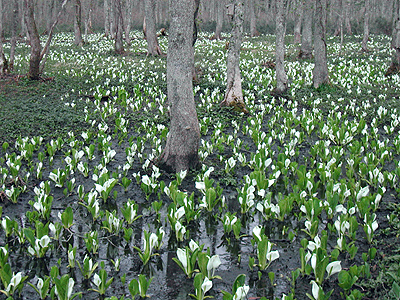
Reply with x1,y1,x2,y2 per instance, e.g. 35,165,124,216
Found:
109,0,115,39
299,0,313,59
395,24,400,66
275,0,288,94
334,0,342,36
144,0,162,55
249,0,258,37
24,0,68,79
40,0,69,74
104,0,110,37
46,0,55,34
313,0,329,88
74,0,83,46
84,0,93,43
361,0,370,52
20,0,28,40
158,0,200,173
293,0,303,44
9,0,19,71
124,0,133,46
24,0,42,80
214,0,223,40
344,0,352,35
392,0,399,48
391,1,400,69
0,0,8,75
337,0,344,52
113,0,124,54
221,1,248,113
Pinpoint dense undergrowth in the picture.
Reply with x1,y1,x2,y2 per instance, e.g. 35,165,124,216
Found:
0,32,400,300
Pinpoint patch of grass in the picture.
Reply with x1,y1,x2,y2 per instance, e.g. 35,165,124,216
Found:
0,76,89,145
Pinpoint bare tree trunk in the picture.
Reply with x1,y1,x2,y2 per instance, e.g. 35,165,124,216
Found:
214,0,223,40
344,0,352,35
144,0,162,55
387,0,400,74
109,0,115,39
20,0,28,39
392,0,399,48
249,0,258,37
192,0,200,81
113,0,124,53
40,0,69,74
104,0,110,37
299,0,313,59
124,0,133,46
9,0,18,71
313,0,329,88
24,0,41,79
46,0,55,34
275,0,288,94
361,0,370,52
24,0,68,79
336,0,344,52
84,0,93,43
0,0,8,75
158,0,200,173
74,0,83,46
334,0,342,36
294,0,303,44
221,1,248,113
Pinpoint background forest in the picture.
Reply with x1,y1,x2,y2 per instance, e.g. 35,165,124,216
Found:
0,0,397,39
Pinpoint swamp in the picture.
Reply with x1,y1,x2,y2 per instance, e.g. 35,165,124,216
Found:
0,31,400,300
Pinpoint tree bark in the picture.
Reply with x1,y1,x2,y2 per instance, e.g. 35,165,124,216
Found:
20,0,29,40
344,0,352,35
144,0,162,55
9,0,19,71
46,0,55,34
221,0,248,113
334,0,342,36
74,0,83,46
39,0,69,74
113,0,124,54
299,0,313,59
24,0,42,79
214,0,223,40
104,0,110,37
313,0,329,88
124,0,133,46
391,0,400,68
249,0,258,37
361,0,370,52
275,0,288,94
84,0,93,43
293,0,303,44
392,0,399,48
24,0,68,79
158,0,200,173
109,0,115,39
0,0,8,75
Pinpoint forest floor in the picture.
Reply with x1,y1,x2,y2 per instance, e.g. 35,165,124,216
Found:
1,32,400,300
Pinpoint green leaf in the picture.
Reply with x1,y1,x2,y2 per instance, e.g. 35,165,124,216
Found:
0,263,12,288
61,207,73,229
391,281,400,298
221,290,233,300
197,252,209,278
128,279,139,298
338,270,353,291
232,274,246,295
23,228,36,247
